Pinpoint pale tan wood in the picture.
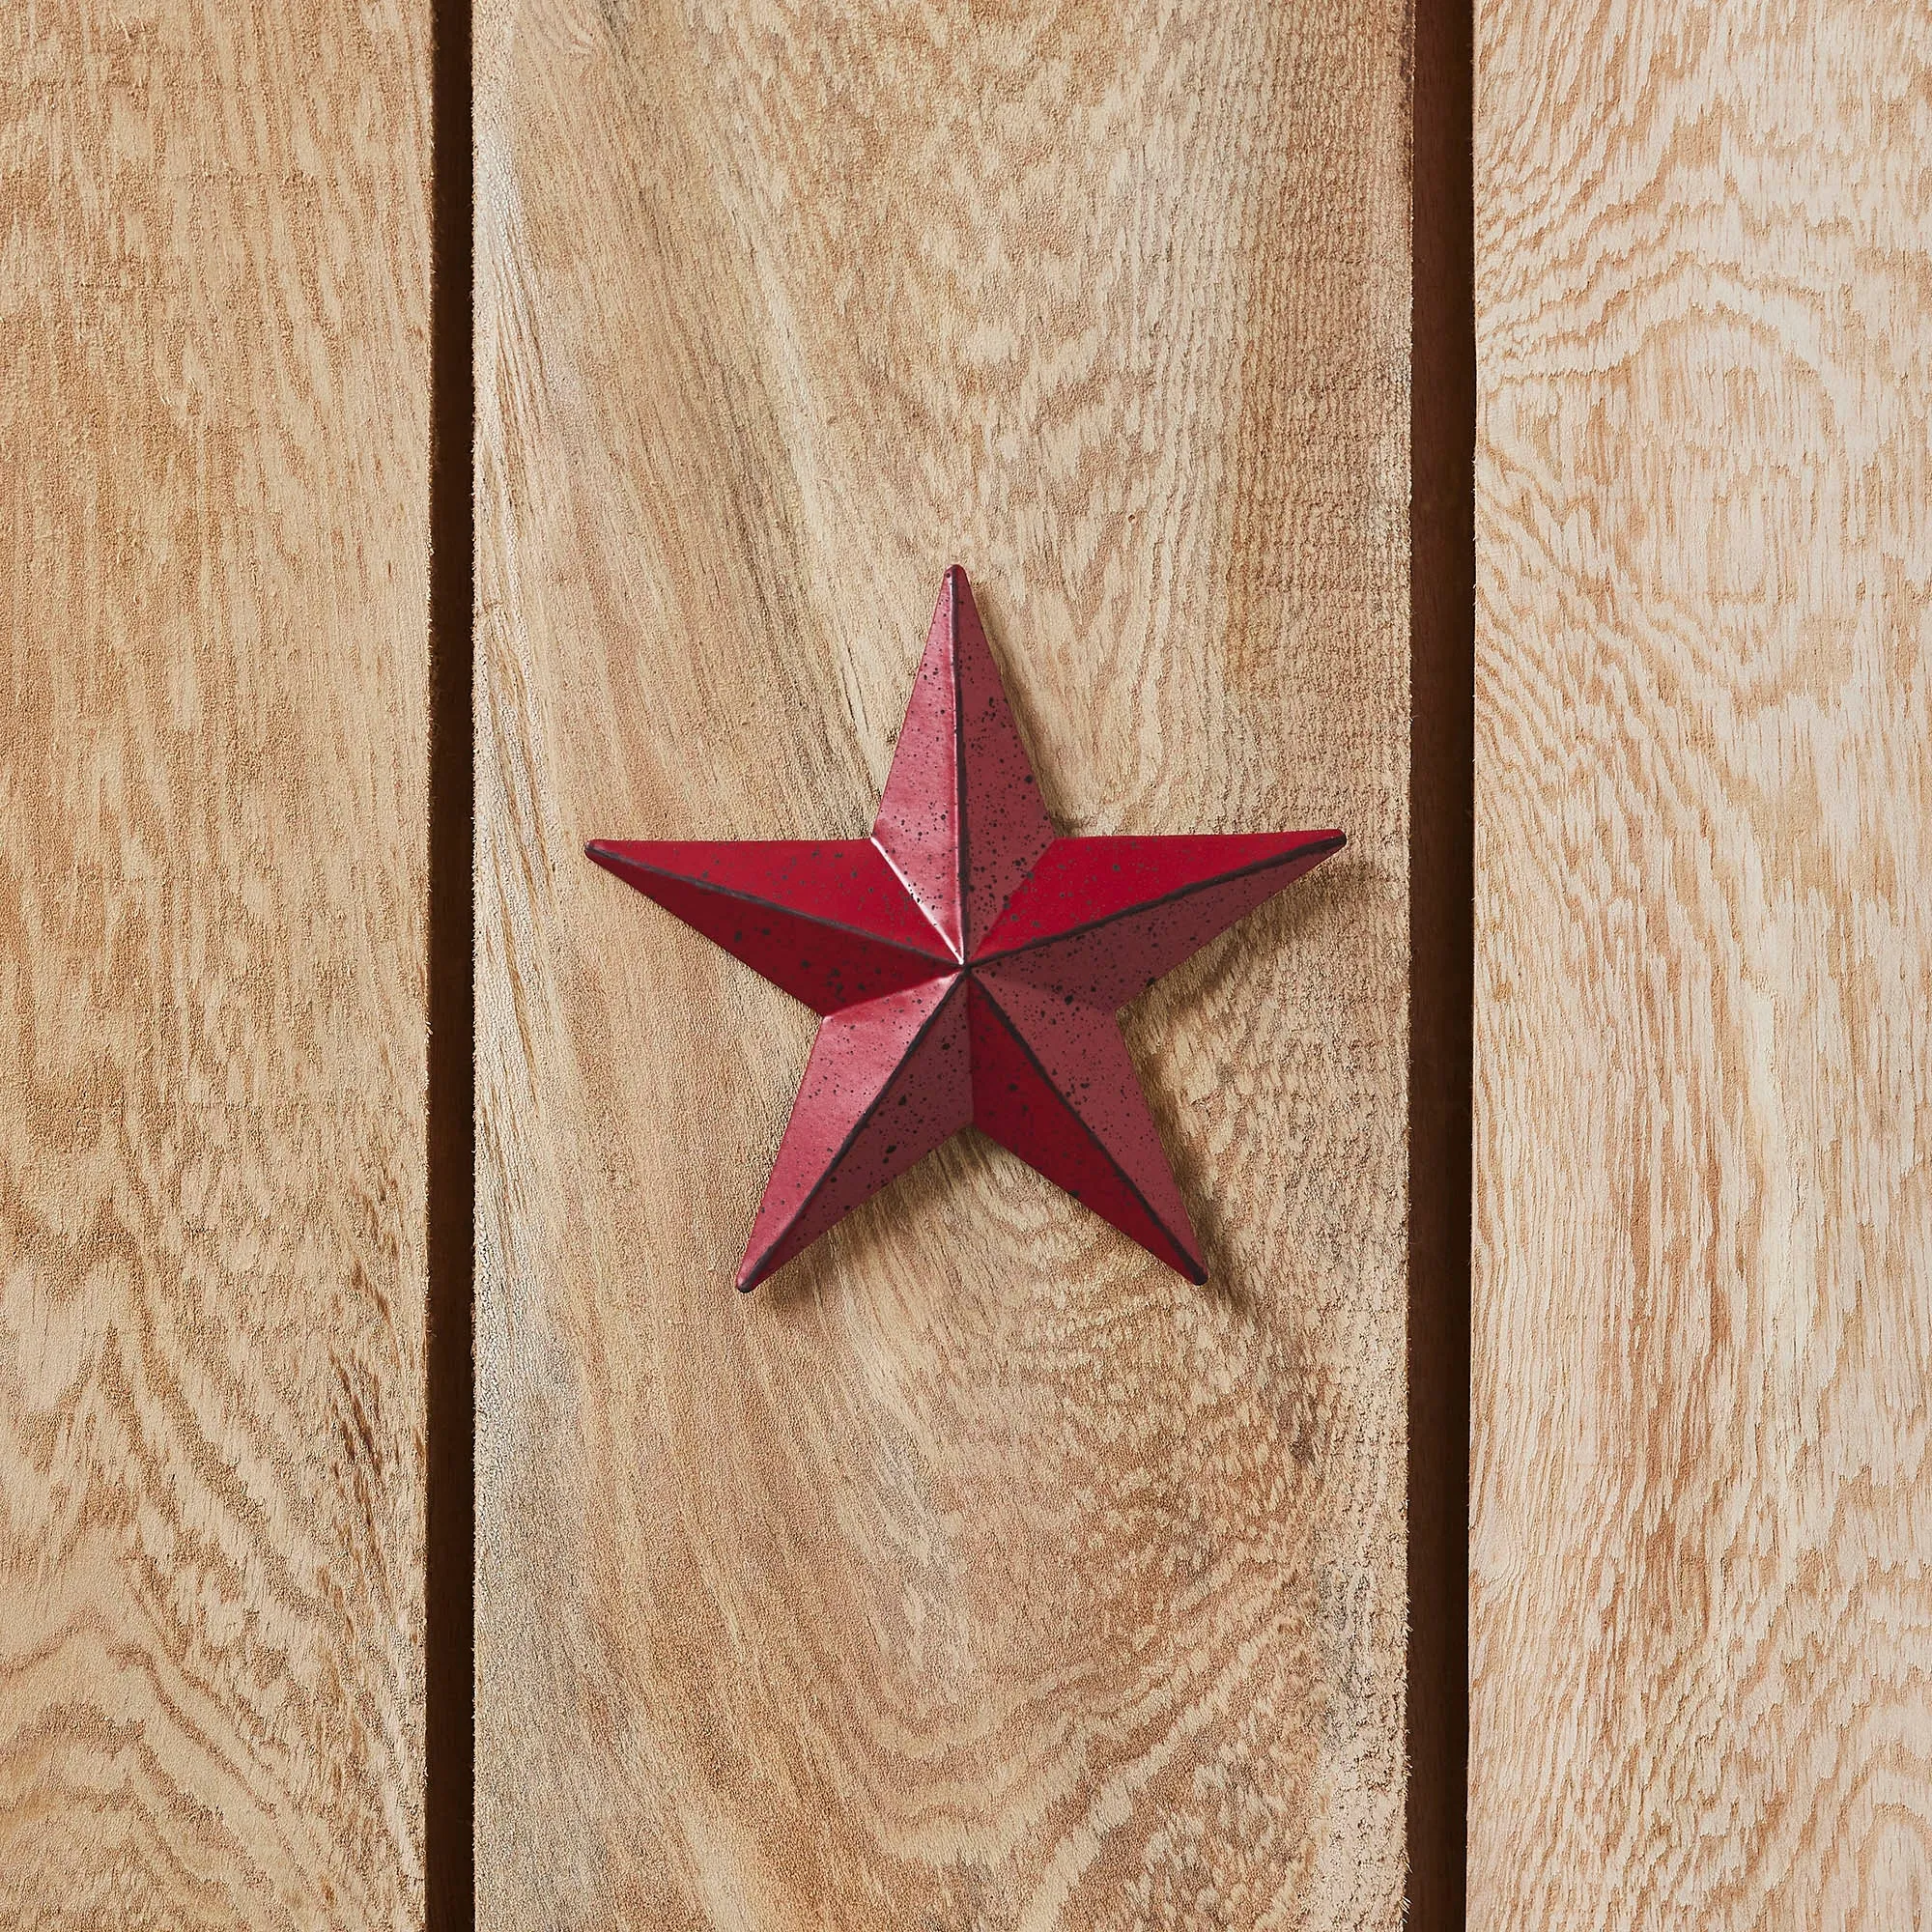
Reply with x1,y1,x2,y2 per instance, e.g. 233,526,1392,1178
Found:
1471,2,1932,1925
0,3,432,1924
475,0,1412,1923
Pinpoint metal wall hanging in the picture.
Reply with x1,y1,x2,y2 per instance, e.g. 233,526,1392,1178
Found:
589,566,1341,1290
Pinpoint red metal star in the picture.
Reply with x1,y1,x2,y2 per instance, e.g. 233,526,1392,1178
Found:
589,566,1342,1291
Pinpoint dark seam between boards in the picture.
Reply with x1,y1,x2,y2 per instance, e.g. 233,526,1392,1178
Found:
1406,0,1477,1922
423,0,474,1919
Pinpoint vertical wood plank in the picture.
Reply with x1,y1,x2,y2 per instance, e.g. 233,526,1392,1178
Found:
0,4,432,1924
475,0,1412,1923
1472,3,1932,1924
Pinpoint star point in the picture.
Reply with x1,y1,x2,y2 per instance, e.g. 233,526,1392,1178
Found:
592,566,1342,1290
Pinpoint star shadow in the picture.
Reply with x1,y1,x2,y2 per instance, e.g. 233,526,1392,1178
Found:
1119,844,1367,1315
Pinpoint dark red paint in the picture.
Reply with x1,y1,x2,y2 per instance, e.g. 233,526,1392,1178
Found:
588,565,1343,1291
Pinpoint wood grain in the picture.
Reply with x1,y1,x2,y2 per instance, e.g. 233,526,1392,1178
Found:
0,3,432,1924
475,0,1411,1922
1471,2,1932,1924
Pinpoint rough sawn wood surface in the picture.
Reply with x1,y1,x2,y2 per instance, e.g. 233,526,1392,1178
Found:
0,1,434,1926
474,0,1413,1924
1472,1,1932,1924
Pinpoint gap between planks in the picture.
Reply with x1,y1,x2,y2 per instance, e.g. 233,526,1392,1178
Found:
425,0,475,1922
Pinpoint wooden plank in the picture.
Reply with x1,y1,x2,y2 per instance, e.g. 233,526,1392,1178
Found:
475,0,1412,1922
1471,2,1932,1923
0,3,432,1923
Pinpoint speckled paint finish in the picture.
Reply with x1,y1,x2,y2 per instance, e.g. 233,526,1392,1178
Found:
584,838,949,1014
869,582,967,955
739,978,971,1290
942,570,1057,952
967,975,1206,1283
980,835,1343,1012
871,565,1058,956
588,566,1344,1290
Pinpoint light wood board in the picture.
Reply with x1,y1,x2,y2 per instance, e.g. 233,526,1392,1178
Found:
1472,1,1932,1924
0,3,433,1924
474,0,1412,1922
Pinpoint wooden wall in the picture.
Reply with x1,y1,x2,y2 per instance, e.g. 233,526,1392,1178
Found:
10,0,1930,1924
1471,1,1932,1922
472,0,1413,1923
0,2,432,1923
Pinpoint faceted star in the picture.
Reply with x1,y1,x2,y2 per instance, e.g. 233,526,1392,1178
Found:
589,566,1343,1291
